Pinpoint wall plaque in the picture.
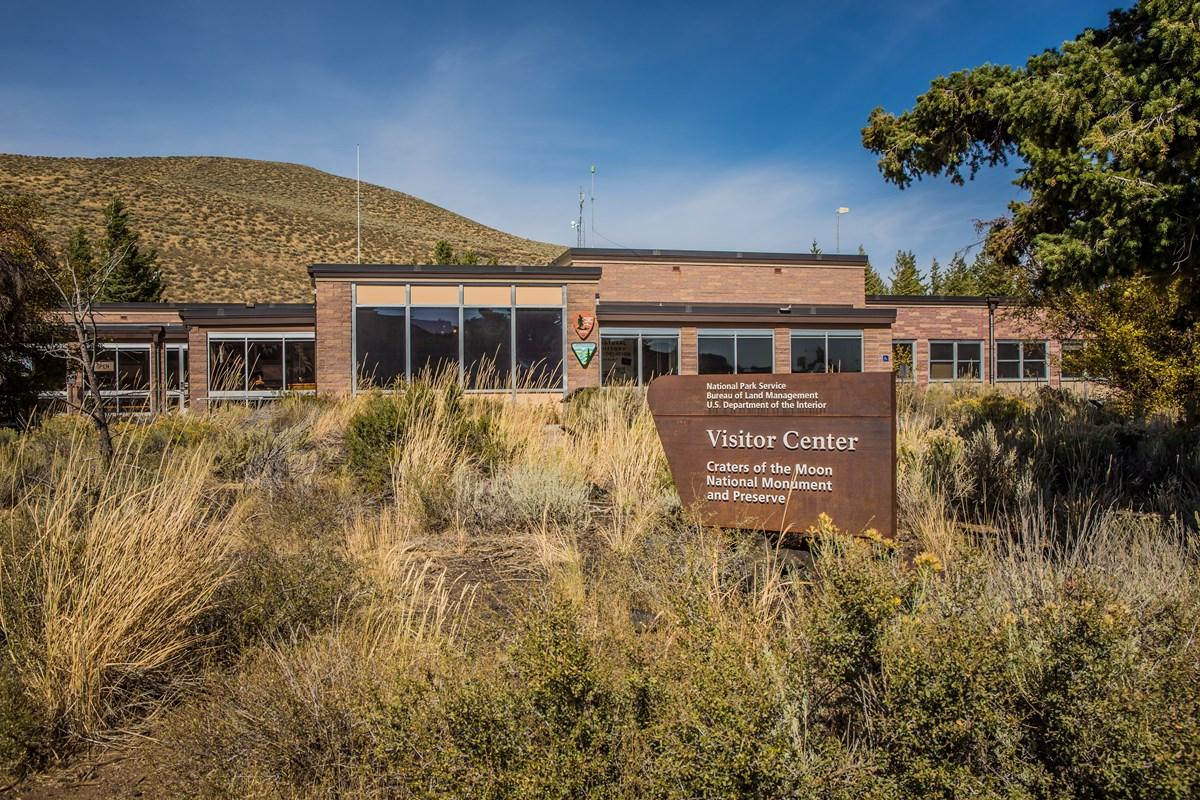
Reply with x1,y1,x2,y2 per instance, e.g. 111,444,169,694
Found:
647,373,896,536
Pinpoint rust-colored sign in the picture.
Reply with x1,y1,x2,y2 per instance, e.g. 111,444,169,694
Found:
647,373,895,536
573,313,595,340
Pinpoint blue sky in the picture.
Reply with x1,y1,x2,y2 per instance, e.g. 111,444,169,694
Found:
2,0,1119,273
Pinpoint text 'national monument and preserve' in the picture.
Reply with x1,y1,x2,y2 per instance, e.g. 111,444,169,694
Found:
647,373,896,536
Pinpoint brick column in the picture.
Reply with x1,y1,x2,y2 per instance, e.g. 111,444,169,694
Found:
773,327,790,374
565,283,599,393
679,327,698,374
188,326,208,411
315,280,354,396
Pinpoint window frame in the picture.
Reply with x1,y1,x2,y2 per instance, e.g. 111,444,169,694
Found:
600,327,681,387
928,339,984,383
207,331,317,400
789,329,865,374
995,339,1049,382
697,329,775,376
891,339,915,382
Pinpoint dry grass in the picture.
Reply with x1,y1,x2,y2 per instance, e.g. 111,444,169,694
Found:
0,154,565,303
0,434,236,743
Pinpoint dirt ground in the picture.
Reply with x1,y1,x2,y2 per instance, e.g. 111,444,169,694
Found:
2,746,164,800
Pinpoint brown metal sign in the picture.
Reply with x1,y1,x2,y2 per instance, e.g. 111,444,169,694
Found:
647,373,896,537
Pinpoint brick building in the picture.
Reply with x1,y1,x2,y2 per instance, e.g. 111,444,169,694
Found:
40,248,1080,412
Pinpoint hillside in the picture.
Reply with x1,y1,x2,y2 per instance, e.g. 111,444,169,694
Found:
0,154,565,303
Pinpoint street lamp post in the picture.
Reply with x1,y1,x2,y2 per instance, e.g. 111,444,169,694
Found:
835,207,850,252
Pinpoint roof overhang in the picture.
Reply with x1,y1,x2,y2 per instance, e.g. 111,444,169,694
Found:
180,303,315,327
556,247,868,267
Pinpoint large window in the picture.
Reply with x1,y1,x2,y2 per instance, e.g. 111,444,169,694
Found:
353,283,566,392
698,331,773,375
996,340,1048,381
166,345,189,407
355,307,406,388
516,308,563,388
208,333,316,398
93,344,151,412
930,340,983,381
1061,340,1091,381
410,307,460,380
600,329,680,386
892,340,915,382
791,331,863,373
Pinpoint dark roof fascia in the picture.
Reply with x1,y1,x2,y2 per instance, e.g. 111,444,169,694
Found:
92,301,190,311
555,248,868,266
597,302,895,326
867,294,1016,306
308,264,602,280
86,323,188,341
180,303,315,326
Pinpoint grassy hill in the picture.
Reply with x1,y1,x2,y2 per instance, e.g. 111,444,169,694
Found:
0,154,565,303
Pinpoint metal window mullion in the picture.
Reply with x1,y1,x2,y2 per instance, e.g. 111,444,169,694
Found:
510,286,517,395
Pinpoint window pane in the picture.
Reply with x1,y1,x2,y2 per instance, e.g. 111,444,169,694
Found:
117,348,150,391
997,342,1020,360
698,336,735,374
996,360,1020,379
285,340,316,389
791,336,825,373
957,342,982,362
1024,341,1046,360
411,307,460,381
463,307,511,389
166,348,183,391
736,336,773,374
32,349,67,390
601,336,638,385
641,336,679,384
826,336,862,373
1022,356,1047,380
1062,341,1085,379
209,340,245,392
247,340,283,391
95,349,117,390
930,362,955,380
957,358,981,379
892,342,914,381
355,307,406,388
930,342,954,362
515,308,562,388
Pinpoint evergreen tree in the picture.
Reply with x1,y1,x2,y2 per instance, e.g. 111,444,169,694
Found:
860,244,888,295
809,239,822,255
972,251,1021,296
98,199,162,302
432,240,455,265
63,226,95,279
928,257,943,295
940,253,978,295
0,195,58,421
460,249,480,266
888,250,926,295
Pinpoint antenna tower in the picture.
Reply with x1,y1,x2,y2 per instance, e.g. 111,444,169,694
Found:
575,188,586,247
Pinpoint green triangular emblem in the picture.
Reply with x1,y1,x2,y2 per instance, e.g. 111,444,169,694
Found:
571,342,597,368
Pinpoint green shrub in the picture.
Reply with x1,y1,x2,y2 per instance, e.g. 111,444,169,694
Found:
344,382,507,495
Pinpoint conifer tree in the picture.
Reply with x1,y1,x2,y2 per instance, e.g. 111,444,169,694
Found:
940,253,978,295
888,250,926,295
928,257,943,295
432,240,455,265
63,226,95,279
860,244,888,295
809,239,822,254
98,199,162,302
972,251,1021,296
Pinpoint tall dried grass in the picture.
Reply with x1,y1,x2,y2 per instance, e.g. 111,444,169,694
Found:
0,433,235,743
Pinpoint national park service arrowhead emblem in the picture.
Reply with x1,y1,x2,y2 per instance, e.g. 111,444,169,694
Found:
571,341,597,368
574,313,595,340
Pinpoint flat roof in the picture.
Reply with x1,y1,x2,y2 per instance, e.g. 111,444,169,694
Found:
555,247,868,266
309,263,602,280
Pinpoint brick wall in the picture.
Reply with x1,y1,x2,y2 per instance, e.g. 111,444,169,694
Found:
887,302,1060,387
575,260,867,307
315,281,353,395
864,328,892,373
565,283,599,392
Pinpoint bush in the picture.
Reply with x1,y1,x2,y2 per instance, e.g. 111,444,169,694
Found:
344,381,507,495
